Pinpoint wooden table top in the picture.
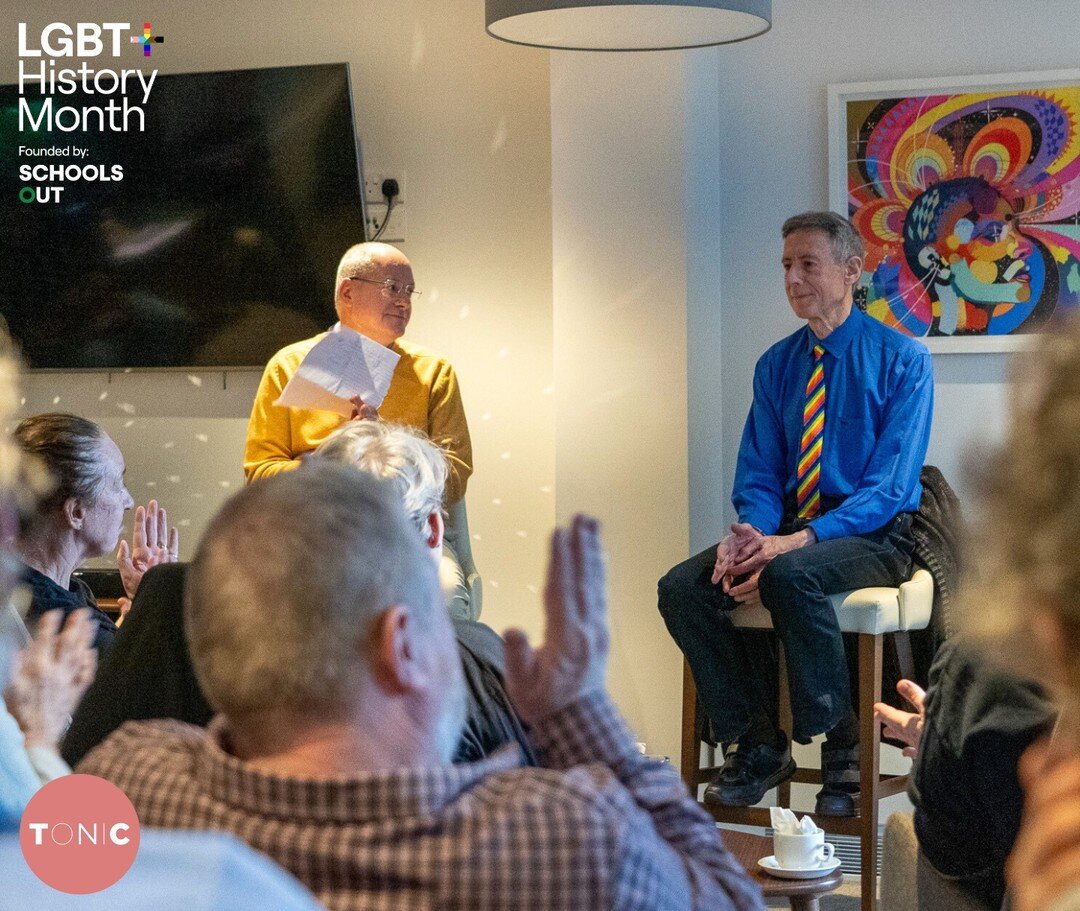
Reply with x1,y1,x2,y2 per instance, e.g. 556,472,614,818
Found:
722,829,845,898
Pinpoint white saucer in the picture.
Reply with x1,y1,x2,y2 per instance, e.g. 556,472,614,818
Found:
757,855,842,880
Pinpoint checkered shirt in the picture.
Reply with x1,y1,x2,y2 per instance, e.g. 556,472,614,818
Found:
78,694,763,911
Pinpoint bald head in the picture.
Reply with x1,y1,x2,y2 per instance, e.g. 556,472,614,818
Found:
335,243,410,291
334,243,415,345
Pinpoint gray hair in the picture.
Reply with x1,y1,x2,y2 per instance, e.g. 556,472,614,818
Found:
315,422,448,533
184,463,442,721
13,413,109,515
782,211,865,264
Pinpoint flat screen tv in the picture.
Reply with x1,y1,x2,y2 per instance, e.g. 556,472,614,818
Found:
0,62,365,369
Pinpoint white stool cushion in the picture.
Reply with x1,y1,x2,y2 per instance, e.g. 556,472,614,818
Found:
730,568,934,636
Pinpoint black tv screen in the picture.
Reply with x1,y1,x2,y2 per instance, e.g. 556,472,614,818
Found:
0,63,365,369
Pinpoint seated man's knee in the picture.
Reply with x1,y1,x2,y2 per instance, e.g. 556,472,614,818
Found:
657,570,683,619
758,549,813,607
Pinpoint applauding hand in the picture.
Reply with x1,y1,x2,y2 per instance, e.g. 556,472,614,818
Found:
504,515,609,724
116,499,179,600
5,609,97,751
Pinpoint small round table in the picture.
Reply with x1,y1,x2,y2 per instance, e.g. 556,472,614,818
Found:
722,829,845,911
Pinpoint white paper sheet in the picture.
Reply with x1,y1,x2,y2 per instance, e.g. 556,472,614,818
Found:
275,328,400,417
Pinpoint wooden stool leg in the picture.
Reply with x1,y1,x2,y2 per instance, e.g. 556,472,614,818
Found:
680,659,700,792
891,630,915,682
858,634,883,911
777,643,793,808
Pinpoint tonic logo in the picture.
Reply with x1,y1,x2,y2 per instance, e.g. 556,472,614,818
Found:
130,23,165,57
20,775,141,894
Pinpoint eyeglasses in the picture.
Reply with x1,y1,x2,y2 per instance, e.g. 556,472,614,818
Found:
349,276,422,301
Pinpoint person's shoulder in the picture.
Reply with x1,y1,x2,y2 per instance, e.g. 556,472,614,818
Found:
857,310,930,364
474,762,641,829
755,325,807,373
76,718,204,778
266,332,329,370
395,337,454,369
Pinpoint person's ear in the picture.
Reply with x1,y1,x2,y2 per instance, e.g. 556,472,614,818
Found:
426,511,444,551
336,278,354,316
844,255,864,287
369,604,432,694
63,497,85,531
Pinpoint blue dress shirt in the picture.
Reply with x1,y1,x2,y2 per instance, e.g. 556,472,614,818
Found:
732,307,933,541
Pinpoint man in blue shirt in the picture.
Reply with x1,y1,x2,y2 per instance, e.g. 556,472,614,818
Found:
659,212,933,816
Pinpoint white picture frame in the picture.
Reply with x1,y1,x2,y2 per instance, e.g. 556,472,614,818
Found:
828,70,1080,354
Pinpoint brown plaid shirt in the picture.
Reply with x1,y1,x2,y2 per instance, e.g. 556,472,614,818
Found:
78,694,763,911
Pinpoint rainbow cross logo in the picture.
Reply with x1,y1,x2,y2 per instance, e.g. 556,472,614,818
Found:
130,22,165,57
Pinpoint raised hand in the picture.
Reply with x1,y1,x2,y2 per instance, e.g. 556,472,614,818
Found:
503,515,609,724
873,679,926,758
116,499,179,598
5,609,97,750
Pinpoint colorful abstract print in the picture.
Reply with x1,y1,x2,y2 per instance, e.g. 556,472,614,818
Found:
847,88,1080,339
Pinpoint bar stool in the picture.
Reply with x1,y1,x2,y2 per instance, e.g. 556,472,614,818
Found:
680,568,934,911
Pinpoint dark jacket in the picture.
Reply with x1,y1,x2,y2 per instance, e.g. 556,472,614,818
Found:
63,563,536,768
910,636,1055,910
22,563,118,653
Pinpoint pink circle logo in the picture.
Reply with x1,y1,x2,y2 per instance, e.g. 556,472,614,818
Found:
20,774,140,894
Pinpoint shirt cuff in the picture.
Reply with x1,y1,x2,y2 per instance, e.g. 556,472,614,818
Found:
807,512,841,542
25,745,71,784
739,511,779,537
529,692,640,771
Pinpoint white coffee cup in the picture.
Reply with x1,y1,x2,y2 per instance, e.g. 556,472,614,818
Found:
774,831,835,869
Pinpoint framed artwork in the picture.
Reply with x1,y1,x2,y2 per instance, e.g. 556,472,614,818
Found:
828,71,1080,353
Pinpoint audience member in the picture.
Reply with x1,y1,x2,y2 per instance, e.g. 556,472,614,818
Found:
874,636,1054,908
59,563,212,767
80,466,763,911
64,422,531,767
13,414,178,650
243,242,472,503
659,211,933,815
315,420,534,763
950,314,1080,911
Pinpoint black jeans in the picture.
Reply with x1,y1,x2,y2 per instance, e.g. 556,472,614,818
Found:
658,512,914,744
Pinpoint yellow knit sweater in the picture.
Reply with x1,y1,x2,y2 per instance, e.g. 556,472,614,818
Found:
243,332,473,503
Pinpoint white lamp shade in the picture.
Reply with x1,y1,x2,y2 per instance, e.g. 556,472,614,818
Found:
486,0,771,51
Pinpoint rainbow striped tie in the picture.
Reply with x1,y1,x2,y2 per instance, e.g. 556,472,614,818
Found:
797,344,825,519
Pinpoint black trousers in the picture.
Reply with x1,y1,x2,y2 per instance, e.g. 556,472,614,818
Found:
658,513,915,744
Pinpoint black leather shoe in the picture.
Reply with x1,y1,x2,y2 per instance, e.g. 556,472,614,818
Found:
704,737,797,807
815,742,860,816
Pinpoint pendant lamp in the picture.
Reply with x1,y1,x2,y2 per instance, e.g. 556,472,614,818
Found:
486,0,771,51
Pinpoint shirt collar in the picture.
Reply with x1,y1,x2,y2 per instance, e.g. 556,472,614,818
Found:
199,716,525,824
807,306,862,358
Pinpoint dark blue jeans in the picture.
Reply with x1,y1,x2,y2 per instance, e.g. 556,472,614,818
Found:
658,512,914,744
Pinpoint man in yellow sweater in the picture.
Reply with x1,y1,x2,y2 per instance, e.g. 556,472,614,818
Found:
243,243,472,504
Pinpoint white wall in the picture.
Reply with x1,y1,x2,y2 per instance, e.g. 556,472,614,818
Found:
691,0,1079,551
3,1,555,638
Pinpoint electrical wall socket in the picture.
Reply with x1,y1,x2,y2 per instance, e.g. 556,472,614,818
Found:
363,172,405,204
364,201,406,243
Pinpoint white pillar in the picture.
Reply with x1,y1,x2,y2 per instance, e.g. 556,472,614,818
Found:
550,48,720,762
